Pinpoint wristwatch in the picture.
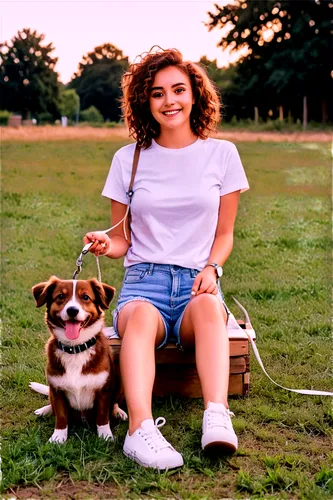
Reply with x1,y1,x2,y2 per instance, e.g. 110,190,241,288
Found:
204,262,223,279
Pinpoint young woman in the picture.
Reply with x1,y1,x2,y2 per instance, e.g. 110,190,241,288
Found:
85,48,249,470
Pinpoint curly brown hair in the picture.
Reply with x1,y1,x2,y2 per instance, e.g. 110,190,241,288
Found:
121,47,221,149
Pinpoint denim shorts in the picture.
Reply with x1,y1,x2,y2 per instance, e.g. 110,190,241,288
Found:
112,263,229,348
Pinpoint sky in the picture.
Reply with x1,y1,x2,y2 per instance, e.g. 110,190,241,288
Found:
1,0,237,84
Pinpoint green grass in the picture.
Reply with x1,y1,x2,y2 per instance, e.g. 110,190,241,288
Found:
1,137,332,499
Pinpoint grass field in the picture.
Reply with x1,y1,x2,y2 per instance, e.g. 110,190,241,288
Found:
1,131,332,499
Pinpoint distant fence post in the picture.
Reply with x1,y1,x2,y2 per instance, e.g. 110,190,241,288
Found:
254,106,259,124
303,96,308,130
279,105,284,121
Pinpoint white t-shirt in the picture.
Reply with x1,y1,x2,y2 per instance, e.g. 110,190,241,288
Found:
102,137,249,270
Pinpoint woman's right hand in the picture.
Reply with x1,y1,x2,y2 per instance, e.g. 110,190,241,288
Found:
84,232,112,256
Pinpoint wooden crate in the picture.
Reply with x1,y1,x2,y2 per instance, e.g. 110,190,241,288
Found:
105,315,255,398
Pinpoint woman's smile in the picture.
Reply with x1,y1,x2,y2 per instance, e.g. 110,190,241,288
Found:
162,109,182,116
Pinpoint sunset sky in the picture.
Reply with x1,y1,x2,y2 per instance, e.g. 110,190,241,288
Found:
1,0,237,84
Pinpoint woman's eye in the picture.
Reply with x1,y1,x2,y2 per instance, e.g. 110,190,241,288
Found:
82,294,90,301
152,92,163,98
175,88,185,94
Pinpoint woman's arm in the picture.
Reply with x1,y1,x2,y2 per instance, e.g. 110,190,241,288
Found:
192,190,241,295
84,200,131,258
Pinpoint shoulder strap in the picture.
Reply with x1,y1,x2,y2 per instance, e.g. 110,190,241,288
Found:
127,144,140,199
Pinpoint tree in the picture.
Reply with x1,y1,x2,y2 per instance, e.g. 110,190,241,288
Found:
198,57,238,121
199,56,237,92
207,0,333,122
59,89,80,121
80,105,103,123
68,44,128,122
0,28,60,119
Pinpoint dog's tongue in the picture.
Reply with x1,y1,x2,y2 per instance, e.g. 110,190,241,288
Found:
65,321,81,340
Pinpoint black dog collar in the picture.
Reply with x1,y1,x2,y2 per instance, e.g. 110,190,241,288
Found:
56,337,97,354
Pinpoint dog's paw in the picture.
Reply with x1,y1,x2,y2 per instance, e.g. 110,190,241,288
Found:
49,427,68,444
35,404,52,416
113,404,128,421
97,423,114,441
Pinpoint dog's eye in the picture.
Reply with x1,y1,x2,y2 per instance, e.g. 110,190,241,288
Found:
57,293,65,301
82,294,90,301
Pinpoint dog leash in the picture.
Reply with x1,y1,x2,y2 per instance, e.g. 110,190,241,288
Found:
72,206,130,282
72,145,140,281
233,297,333,397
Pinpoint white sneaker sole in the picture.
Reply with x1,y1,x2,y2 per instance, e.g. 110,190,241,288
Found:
202,431,238,455
123,448,184,471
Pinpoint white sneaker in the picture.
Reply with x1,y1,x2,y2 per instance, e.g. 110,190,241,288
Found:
123,417,184,470
202,402,238,454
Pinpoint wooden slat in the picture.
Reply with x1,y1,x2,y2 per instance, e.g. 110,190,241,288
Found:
109,339,249,360
153,367,201,398
153,371,247,398
228,375,246,397
231,356,247,373
230,340,249,356
153,357,246,375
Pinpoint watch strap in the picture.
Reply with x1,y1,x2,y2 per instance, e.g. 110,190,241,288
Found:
204,263,223,278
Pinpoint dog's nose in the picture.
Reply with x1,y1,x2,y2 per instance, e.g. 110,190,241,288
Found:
66,306,79,318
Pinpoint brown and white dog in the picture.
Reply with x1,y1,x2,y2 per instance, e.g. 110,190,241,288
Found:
30,276,127,444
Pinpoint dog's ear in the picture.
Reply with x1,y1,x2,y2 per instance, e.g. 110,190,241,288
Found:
89,279,116,310
32,276,59,308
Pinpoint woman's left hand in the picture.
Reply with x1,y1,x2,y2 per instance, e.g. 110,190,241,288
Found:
191,267,219,296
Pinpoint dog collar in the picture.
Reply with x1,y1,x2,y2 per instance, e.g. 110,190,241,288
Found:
56,337,97,354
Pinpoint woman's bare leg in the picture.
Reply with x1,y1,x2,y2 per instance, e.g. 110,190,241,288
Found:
117,301,165,434
179,294,229,408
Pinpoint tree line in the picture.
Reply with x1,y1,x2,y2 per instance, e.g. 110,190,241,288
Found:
1,1,332,125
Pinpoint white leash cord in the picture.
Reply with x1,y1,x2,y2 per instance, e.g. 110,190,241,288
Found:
246,331,333,396
233,298,333,397
73,205,130,281
99,205,131,242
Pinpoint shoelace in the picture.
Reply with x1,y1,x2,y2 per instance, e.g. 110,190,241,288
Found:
141,417,171,453
206,408,235,430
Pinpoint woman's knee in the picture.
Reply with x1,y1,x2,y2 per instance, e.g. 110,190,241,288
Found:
189,294,227,322
117,300,164,338
191,293,221,310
